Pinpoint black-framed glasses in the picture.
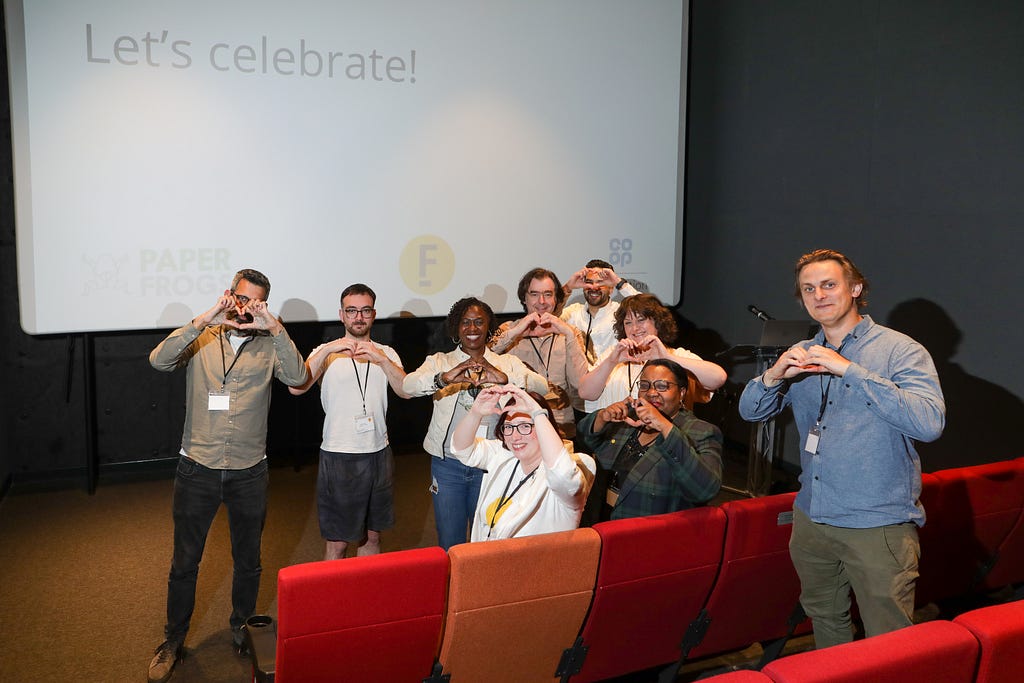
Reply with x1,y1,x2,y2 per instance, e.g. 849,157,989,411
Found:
637,379,679,392
500,422,535,436
343,307,375,318
231,292,252,305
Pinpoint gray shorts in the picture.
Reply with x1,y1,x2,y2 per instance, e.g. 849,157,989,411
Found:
317,446,395,543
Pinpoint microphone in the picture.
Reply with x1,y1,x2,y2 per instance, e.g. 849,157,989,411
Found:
747,304,774,321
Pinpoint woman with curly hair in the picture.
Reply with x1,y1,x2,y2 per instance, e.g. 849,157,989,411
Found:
577,293,727,413
403,297,547,549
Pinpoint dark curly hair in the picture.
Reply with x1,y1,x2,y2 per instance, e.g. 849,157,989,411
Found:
516,267,566,311
613,293,677,345
445,297,497,340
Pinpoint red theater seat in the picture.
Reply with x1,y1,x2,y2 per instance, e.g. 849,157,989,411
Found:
917,461,1024,605
760,620,979,683
686,493,810,661
274,546,449,683
697,671,774,682
954,599,1024,683
979,457,1024,590
568,506,727,682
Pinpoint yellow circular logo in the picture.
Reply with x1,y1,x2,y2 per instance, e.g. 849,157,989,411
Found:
400,235,455,295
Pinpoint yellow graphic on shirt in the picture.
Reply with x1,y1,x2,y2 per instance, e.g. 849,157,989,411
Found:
485,495,511,528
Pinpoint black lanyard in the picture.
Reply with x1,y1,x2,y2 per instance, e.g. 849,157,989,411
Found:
815,338,850,424
218,331,248,389
527,335,555,379
584,310,595,362
488,462,537,537
351,357,371,415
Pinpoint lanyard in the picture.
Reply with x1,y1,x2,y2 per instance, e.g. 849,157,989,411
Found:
815,338,849,424
584,310,595,362
351,357,371,415
218,331,248,389
488,462,537,537
527,334,555,379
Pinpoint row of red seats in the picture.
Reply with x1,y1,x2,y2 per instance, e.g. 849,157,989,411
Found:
249,456,1024,682
700,598,1024,683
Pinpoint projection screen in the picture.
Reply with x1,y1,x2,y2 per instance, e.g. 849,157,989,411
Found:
5,0,689,334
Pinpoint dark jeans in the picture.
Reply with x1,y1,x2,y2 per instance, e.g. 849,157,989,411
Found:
165,456,268,642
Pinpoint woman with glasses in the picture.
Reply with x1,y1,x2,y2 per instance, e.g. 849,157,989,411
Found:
450,385,595,541
403,297,547,550
577,293,727,413
579,358,723,520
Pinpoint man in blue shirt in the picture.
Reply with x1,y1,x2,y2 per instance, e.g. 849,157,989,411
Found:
739,249,945,648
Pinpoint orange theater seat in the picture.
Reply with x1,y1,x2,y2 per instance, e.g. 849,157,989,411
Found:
437,527,601,683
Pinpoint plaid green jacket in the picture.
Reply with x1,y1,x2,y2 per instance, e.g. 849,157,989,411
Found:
579,409,723,520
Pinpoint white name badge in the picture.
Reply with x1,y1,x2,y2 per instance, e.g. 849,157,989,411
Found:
354,414,374,433
804,426,821,454
208,391,230,411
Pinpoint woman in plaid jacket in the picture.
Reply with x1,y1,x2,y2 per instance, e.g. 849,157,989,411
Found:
579,358,723,520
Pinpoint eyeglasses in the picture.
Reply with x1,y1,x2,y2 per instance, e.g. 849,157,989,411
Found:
637,379,680,392
231,292,252,305
500,422,535,436
343,307,375,318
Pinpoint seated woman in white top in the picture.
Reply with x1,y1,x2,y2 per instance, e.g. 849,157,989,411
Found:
450,385,596,541
577,293,727,412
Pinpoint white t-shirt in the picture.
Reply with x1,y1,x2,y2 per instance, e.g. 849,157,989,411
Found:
452,437,595,542
318,341,403,454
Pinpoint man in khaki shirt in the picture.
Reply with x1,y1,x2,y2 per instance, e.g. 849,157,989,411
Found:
147,268,307,683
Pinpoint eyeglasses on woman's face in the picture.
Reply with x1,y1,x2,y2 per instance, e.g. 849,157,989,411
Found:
636,379,679,393
500,422,535,436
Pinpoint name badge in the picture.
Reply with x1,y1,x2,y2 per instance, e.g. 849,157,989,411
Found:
605,486,619,507
805,426,821,454
208,390,229,411
354,414,374,433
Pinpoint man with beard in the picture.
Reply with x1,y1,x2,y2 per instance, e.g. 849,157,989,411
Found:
147,269,308,683
289,283,410,560
560,259,640,363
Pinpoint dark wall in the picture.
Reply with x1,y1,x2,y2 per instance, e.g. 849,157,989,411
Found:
683,0,1024,470
3,1,1023,489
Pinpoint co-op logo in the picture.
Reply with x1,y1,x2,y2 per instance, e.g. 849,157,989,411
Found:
608,238,633,267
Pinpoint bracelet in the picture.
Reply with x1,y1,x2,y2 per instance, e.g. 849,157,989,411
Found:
530,408,549,419
614,279,626,290
433,372,448,391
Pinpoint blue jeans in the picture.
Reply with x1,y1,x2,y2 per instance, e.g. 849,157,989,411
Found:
431,455,483,551
165,456,268,642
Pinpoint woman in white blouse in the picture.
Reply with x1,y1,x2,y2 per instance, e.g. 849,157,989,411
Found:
450,385,595,541
577,293,727,412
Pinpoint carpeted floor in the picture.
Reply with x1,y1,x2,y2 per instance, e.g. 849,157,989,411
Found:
0,453,437,683
0,447,765,683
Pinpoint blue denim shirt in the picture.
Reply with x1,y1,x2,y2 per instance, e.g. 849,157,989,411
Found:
738,316,945,528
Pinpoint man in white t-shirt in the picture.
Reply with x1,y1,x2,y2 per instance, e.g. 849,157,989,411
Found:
290,283,411,560
560,259,641,364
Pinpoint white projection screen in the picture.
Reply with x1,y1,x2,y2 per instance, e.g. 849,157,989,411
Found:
6,0,689,334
